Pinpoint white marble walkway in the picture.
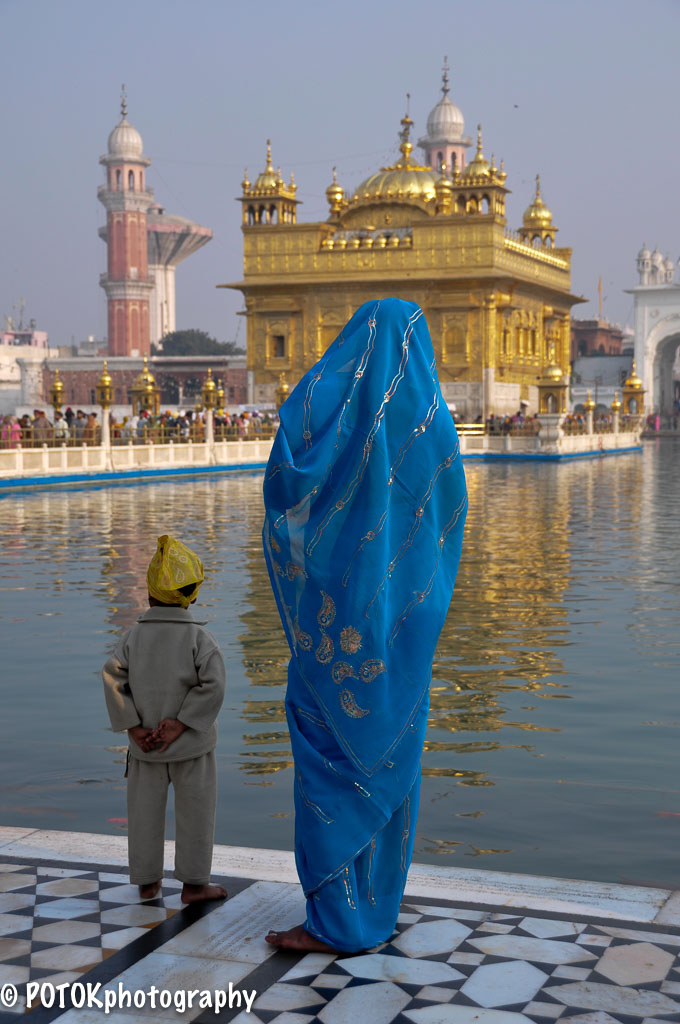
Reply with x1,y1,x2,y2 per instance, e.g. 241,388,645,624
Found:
0,827,679,1023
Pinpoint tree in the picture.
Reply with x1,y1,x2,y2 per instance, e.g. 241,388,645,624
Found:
154,329,244,356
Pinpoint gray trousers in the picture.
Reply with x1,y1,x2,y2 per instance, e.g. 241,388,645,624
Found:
127,751,217,886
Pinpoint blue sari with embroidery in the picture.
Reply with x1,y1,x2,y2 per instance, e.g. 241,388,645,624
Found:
262,298,467,951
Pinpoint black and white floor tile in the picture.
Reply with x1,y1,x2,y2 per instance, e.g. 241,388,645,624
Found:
1,855,680,1023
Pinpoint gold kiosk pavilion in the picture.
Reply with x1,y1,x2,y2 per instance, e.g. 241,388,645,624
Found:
221,69,584,419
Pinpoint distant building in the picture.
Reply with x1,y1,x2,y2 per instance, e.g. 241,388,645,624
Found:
98,90,212,357
570,318,624,360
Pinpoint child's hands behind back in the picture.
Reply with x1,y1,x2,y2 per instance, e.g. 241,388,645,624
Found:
128,726,155,753
151,718,187,753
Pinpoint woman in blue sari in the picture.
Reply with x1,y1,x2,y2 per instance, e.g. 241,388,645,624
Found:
263,298,467,952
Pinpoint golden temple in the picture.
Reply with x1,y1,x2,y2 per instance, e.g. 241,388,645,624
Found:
221,64,584,418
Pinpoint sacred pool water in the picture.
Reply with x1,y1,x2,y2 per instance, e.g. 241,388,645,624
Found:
1,440,679,886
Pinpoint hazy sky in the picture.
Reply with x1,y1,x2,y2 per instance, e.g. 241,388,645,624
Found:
2,0,677,347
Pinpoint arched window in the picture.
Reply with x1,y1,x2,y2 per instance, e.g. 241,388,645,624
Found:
456,196,466,214
545,236,552,248
116,170,121,190
481,196,490,214
128,170,134,190
547,393,556,413
247,206,255,225
269,205,278,224
437,151,443,169
139,171,143,190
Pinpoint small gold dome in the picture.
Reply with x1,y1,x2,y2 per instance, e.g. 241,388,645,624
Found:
461,125,491,180
98,361,112,387
583,390,596,412
253,140,278,191
435,172,454,198
611,391,622,411
51,368,64,393
326,167,344,208
624,360,643,389
203,368,216,393
523,174,553,228
134,356,155,388
241,168,251,192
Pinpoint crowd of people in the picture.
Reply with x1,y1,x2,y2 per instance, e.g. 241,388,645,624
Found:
0,407,279,448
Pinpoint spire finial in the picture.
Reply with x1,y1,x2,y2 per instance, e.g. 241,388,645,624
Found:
265,139,273,171
399,99,414,163
332,166,338,183
476,124,483,156
442,56,450,96
120,84,127,120
535,173,541,199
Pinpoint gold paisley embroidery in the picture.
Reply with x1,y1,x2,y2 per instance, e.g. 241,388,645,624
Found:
339,625,362,654
317,591,336,628
332,661,357,685
315,632,334,664
339,689,370,718
359,659,387,683
294,619,313,651
270,535,281,553
273,560,284,576
285,561,307,581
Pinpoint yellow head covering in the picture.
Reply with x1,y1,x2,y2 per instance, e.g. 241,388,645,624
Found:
146,535,204,608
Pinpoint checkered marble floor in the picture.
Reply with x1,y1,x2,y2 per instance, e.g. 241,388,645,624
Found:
0,836,679,1023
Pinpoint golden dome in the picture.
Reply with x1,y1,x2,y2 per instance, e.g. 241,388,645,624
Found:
583,390,596,412
611,391,622,411
461,125,491,180
523,175,553,228
624,360,643,389
353,109,439,204
253,140,278,192
241,168,251,192
98,361,112,388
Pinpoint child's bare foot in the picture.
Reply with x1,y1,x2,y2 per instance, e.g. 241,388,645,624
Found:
181,883,227,904
265,923,339,952
138,881,161,900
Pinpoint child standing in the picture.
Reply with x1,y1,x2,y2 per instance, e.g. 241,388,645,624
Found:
103,535,227,903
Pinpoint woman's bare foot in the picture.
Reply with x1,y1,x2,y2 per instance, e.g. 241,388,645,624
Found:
265,923,339,952
138,881,161,900
181,883,227,904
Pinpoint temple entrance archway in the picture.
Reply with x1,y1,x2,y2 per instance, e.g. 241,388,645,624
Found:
639,317,680,414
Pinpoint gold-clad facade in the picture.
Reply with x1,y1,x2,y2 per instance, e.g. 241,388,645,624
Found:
222,78,584,418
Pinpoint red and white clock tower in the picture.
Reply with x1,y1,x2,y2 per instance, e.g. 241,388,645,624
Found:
98,89,154,357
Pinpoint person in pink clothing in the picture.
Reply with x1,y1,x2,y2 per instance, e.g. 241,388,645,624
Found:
1,416,22,449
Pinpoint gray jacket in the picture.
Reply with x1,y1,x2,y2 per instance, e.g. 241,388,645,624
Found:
102,606,226,762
